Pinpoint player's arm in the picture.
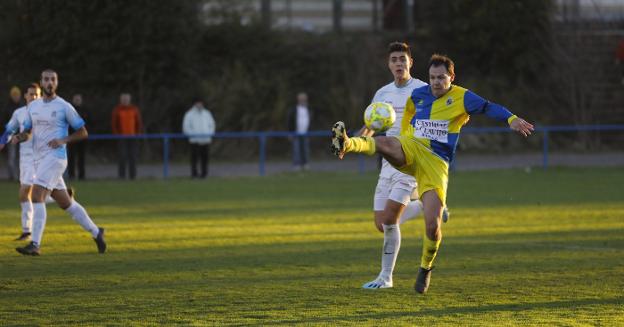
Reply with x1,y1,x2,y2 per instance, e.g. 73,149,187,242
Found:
48,104,88,148
48,126,88,149
463,90,534,137
11,132,31,144
0,111,24,150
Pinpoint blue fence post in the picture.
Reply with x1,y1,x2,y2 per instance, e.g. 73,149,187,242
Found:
163,135,170,179
259,133,267,176
357,155,365,174
542,129,549,170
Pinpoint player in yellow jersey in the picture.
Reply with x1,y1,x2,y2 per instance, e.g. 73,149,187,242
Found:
331,54,534,294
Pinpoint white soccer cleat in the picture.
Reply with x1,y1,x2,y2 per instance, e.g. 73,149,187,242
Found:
362,276,393,289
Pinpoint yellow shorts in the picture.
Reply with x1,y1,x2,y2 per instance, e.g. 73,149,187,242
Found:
394,136,449,205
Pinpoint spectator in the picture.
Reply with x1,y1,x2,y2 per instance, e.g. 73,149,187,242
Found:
67,94,88,180
616,39,624,85
287,92,312,171
4,86,22,180
111,93,142,179
182,98,215,178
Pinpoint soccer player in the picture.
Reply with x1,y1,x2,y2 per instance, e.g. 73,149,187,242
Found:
331,54,534,293
0,69,107,256
360,42,448,290
3,83,41,240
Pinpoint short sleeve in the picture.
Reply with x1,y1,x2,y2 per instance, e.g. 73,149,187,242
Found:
65,102,85,130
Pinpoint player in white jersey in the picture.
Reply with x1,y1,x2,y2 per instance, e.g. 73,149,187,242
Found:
0,69,106,255
2,83,41,240
360,42,448,289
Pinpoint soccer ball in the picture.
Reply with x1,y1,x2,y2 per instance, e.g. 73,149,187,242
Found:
363,102,396,132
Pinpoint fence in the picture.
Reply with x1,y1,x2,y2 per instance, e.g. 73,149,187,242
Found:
88,124,624,178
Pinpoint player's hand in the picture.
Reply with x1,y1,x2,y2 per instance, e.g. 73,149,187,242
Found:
510,118,534,137
10,136,19,144
48,138,66,149
0,143,4,151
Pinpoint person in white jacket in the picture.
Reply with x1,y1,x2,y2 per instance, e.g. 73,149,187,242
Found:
182,99,215,178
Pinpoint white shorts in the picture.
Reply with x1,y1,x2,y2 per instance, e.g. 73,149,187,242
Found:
373,174,417,211
19,161,35,186
33,158,67,190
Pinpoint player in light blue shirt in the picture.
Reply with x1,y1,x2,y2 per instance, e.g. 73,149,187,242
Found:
1,69,106,255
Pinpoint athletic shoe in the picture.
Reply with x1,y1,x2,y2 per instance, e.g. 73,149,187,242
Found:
93,227,107,254
16,242,40,256
14,232,31,241
414,267,433,294
362,276,393,289
442,207,450,223
330,121,348,159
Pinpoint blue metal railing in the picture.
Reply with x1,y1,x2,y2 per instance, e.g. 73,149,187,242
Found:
88,124,624,178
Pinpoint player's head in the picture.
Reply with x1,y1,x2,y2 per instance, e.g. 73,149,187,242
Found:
72,94,83,106
24,83,41,104
40,69,58,97
9,86,22,103
428,54,455,97
120,93,132,105
387,42,413,82
297,92,307,105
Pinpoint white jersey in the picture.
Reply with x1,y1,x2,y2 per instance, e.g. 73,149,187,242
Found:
371,78,427,178
24,96,85,161
5,106,34,163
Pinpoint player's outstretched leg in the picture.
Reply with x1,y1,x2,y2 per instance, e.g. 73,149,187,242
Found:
65,201,106,254
330,121,348,158
93,227,107,254
331,121,377,159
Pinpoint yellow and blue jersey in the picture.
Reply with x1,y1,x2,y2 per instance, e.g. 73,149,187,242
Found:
401,85,516,163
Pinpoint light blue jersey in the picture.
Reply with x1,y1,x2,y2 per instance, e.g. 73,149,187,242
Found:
24,97,85,160
5,106,34,162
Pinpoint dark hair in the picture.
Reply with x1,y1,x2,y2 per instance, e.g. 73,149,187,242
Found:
192,97,203,104
41,68,57,75
388,42,411,57
23,83,40,92
429,54,455,76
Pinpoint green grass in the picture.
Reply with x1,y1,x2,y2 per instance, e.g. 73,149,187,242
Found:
1,167,623,326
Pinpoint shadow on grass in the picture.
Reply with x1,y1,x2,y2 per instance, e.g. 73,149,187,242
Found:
242,296,624,326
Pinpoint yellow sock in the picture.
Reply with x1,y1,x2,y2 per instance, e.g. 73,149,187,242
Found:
420,234,442,269
345,136,376,156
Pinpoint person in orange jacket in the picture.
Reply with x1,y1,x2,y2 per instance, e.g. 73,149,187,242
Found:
111,93,143,179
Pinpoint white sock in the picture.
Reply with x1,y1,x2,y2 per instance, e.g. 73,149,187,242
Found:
399,200,423,225
20,201,33,233
31,203,47,247
380,224,401,281
65,201,99,238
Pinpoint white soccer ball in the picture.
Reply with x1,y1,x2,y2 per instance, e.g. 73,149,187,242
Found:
364,102,396,133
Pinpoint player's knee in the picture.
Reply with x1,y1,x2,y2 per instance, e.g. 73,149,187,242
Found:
425,221,440,240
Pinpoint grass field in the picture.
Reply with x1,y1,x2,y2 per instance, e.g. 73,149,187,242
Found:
0,167,623,326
